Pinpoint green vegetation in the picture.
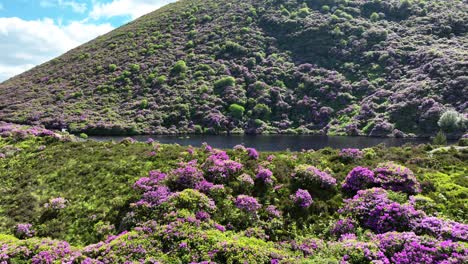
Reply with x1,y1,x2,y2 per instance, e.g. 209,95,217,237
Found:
0,124,467,262
228,103,245,119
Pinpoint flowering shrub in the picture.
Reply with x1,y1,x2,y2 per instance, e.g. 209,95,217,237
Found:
265,205,281,218
377,232,468,264
410,217,468,242
339,148,363,161
237,173,254,185
14,224,35,239
291,189,313,208
234,195,261,213
202,151,242,182
292,165,337,192
342,167,376,194
374,162,420,194
339,188,423,233
168,160,204,190
246,148,259,160
256,168,273,184
44,197,68,210
330,218,357,238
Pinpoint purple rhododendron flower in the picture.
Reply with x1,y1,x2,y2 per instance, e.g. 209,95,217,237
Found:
339,148,363,160
246,148,259,159
342,166,376,193
235,195,261,213
291,189,313,208
256,168,273,184
15,223,35,238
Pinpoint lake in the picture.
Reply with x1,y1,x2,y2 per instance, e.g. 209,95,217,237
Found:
89,135,438,151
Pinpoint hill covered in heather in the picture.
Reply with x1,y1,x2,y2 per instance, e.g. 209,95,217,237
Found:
0,0,467,136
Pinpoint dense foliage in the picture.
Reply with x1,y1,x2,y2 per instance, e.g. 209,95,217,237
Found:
0,123,467,263
0,0,466,137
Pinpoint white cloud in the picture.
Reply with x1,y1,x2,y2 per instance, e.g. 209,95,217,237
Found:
90,0,177,20
0,17,113,82
40,0,87,14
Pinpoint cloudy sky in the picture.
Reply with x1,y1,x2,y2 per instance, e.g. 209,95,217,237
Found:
0,0,177,82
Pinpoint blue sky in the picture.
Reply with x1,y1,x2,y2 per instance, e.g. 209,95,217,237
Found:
0,0,177,81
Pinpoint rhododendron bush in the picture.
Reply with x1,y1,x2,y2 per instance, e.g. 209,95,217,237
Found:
0,133,467,263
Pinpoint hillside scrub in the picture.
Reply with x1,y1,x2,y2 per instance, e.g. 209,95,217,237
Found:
0,125,467,262
0,0,466,137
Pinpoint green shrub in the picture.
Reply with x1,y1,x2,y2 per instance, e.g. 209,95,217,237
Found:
253,104,272,120
130,63,140,72
432,131,447,146
370,12,380,22
79,133,88,139
438,110,466,132
214,76,235,90
140,99,149,109
229,104,245,119
108,64,117,72
171,60,188,75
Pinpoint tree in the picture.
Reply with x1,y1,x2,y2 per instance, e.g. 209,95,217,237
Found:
438,110,466,132
229,104,245,120
432,131,447,146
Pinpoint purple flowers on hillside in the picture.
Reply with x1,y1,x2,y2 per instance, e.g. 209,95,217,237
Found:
246,148,259,160
235,195,261,213
339,148,363,160
342,166,376,193
202,151,242,181
374,162,420,194
14,224,34,239
293,165,337,191
256,168,273,184
291,189,313,208
2,138,467,262
0,122,61,140
170,160,204,190
342,163,420,194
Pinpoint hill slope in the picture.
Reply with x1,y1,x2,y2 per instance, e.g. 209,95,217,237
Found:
0,0,467,136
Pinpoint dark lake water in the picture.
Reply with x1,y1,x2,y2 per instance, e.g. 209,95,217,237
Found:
89,135,436,151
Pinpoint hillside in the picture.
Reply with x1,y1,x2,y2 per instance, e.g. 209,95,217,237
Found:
0,125,467,262
0,0,467,136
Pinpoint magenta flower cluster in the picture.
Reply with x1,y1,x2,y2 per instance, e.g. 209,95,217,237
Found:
14,223,35,239
0,122,60,140
374,162,420,194
234,195,261,213
291,189,313,208
202,151,243,182
342,166,376,193
342,163,420,195
339,148,363,160
256,168,273,184
246,148,259,160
